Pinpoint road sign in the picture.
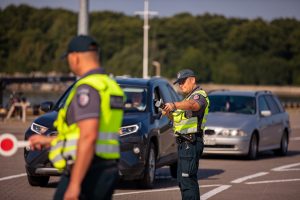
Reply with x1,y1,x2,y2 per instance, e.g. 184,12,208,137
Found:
0,133,30,157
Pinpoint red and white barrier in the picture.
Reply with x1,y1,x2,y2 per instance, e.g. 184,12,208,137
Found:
0,133,30,157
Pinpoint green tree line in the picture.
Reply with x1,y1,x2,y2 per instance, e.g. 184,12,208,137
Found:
1,5,300,85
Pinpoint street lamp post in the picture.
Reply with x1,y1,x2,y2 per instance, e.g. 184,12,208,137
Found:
135,0,158,79
78,0,89,35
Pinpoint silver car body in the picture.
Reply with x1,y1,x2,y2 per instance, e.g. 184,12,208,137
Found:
203,90,291,156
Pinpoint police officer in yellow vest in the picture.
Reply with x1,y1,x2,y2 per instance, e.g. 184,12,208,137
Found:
162,69,209,200
29,35,124,200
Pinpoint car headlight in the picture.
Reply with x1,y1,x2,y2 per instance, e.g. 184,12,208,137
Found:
31,122,48,135
219,129,247,137
120,124,139,136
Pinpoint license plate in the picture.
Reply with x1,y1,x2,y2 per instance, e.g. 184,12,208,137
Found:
204,137,216,145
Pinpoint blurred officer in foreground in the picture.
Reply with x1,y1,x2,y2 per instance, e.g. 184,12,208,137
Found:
29,35,124,200
162,69,209,200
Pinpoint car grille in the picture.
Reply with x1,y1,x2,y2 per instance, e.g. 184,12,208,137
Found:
204,129,215,135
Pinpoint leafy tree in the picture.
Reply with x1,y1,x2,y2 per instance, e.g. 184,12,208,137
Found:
1,5,300,85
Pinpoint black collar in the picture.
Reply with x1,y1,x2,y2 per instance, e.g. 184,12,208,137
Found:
186,85,200,99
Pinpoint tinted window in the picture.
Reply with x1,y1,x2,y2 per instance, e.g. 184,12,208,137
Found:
209,95,256,114
258,95,269,112
272,95,284,113
167,84,180,102
159,83,173,103
53,84,74,111
265,95,280,114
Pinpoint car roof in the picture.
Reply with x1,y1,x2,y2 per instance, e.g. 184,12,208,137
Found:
208,90,272,97
115,77,168,87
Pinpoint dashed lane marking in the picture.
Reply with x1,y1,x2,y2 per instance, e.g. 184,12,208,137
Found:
231,172,269,183
114,184,222,196
271,162,300,172
0,173,27,182
290,137,300,141
200,185,232,200
246,178,300,185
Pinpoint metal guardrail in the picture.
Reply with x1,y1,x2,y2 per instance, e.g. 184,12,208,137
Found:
0,76,76,107
282,101,300,108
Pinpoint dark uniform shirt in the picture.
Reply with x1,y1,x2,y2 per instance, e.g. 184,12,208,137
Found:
66,68,105,125
184,86,208,132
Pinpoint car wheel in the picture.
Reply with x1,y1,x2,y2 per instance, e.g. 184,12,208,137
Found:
169,162,177,179
274,132,288,156
139,143,156,189
247,133,258,160
27,175,49,187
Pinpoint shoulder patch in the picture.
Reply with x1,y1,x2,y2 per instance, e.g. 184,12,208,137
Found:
193,94,200,100
77,88,90,107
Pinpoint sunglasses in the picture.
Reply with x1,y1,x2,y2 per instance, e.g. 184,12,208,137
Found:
178,78,188,85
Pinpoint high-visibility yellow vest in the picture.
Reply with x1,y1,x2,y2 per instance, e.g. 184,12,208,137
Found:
49,74,124,170
172,89,209,135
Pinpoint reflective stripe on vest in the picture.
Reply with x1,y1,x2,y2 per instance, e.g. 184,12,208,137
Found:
49,74,124,170
172,89,209,135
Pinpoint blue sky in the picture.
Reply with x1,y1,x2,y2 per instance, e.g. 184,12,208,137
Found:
1,0,300,20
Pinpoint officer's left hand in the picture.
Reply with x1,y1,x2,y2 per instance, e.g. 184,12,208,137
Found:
64,183,80,200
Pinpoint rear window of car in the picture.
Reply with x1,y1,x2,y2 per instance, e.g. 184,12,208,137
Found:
209,95,256,114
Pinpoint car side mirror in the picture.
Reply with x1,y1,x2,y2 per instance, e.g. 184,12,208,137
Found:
260,110,271,117
40,101,54,113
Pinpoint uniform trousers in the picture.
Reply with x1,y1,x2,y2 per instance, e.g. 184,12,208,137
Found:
53,157,118,200
177,136,204,200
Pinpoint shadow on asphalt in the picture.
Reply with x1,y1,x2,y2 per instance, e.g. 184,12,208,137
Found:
116,167,224,190
202,150,300,161
42,166,224,190
42,150,300,189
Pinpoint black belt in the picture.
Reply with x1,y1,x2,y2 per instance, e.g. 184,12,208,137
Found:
185,131,203,138
194,131,203,138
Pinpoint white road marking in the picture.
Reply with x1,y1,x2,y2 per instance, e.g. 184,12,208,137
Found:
246,179,300,185
271,162,300,172
200,185,232,200
114,184,222,196
231,172,269,183
290,137,300,141
0,173,27,182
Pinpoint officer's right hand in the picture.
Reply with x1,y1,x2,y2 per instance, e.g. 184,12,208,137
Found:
163,102,176,113
29,135,53,150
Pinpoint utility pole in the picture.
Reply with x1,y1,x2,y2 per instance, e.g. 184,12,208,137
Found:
78,0,89,35
135,0,158,79
152,61,161,77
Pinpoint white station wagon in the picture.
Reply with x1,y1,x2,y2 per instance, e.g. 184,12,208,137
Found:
204,90,291,159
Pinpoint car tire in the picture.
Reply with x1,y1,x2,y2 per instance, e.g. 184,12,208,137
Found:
139,143,156,189
247,133,258,160
27,175,49,187
169,163,177,179
273,131,288,156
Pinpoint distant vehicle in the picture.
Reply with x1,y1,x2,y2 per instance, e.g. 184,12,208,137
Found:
204,90,291,159
24,77,181,188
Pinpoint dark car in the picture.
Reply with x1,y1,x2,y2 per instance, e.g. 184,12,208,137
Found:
24,77,180,188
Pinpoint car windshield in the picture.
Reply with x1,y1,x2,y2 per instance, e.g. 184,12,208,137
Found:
209,95,256,114
52,83,147,112
121,86,147,112
52,83,74,111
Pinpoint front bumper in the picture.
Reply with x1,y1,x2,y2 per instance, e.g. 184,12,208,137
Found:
119,135,147,180
24,133,149,180
203,135,250,155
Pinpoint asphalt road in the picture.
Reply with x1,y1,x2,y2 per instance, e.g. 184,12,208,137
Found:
0,109,299,200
